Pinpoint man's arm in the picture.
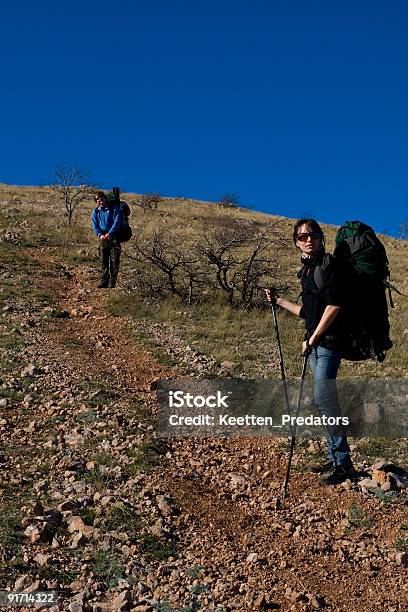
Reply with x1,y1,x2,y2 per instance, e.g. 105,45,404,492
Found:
92,209,102,237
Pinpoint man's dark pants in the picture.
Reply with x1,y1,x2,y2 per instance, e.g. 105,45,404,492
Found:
98,237,121,288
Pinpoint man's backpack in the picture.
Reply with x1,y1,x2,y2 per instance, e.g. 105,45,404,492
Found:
106,192,133,243
314,221,393,362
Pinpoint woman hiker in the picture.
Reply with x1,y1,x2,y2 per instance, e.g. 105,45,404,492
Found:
265,218,356,485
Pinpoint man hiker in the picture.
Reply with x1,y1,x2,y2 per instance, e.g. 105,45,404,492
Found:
92,191,122,288
265,218,356,485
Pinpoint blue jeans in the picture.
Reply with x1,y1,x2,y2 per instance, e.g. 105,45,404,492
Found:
308,346,353,469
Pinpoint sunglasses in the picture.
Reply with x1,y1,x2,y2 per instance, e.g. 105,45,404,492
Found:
296,231,321,242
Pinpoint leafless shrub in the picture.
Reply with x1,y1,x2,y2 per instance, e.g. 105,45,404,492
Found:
198,221,286,306
399,221,408,240
138,193,162,211
50,163,95,225
127,228,194,297
218,192,240,208
127,219,288,307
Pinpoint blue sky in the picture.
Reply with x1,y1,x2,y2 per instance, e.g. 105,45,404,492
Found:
1,1,407,235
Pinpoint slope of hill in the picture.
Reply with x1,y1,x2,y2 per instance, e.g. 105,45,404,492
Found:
0,184,407,610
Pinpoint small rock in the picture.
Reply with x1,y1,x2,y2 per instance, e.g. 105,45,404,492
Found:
395,552,408,567
388,472,407,489
372,469,388,485
58,500,80,512
307,593,325,609
284,587,304,603
156,495,172,517
70,532,86,548
34,553,50,566
370,459,389,471
253,593,268,609
14,574,30,590
68,516,86,533
228,472,247,487
112,590,130,608
25,580,42,593
246,552,258,563
359,478,379,492
21,364,37,377
0,398,8,407
23,525,43,543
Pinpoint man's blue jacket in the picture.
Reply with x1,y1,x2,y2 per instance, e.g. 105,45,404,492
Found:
92,204,122,237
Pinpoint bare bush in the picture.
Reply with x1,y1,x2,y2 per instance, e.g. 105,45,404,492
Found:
126,219,288,307
399,221,408,240
50,163,95,225
138,193,162,211
198,228,247,304
128,229,194,297
218,192,240,208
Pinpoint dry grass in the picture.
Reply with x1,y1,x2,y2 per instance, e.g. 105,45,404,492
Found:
0,183,407,379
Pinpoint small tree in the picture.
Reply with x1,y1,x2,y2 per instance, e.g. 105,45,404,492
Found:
218,192,240,208
399,221,408,240
138,192,162,211
50,163,94,225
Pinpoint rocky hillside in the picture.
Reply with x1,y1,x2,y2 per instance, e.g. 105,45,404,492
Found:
0,185,407,611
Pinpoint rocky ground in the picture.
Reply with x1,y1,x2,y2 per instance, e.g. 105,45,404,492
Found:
0,243,407,611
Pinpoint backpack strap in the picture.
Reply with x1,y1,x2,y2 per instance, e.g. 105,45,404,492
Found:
313,253,334,291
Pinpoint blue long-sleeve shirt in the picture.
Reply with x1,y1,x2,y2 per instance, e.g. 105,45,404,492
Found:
92,204,122,237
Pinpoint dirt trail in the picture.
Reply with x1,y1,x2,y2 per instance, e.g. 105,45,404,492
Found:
1,246,407,611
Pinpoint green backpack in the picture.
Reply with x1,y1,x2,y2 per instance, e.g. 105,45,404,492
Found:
314,221,393,362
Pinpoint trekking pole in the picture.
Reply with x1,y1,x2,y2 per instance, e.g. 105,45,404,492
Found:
269,288,292,425
282,348,310,501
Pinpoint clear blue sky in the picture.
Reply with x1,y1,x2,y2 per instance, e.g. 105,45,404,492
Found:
1,1,407,235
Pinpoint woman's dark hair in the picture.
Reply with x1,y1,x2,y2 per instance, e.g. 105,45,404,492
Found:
292,218,325,247
94,190,107,202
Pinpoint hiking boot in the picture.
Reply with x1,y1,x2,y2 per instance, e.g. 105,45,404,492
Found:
318,465,358,485
307,460,334,474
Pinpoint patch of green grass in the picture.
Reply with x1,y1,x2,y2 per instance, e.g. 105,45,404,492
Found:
89,549,125,589
348,505,375,529
371,488,400,504
0,558,30,589
355,437,408,465
106,293,149,319
76,409,101,424
186,565,204,578
0,502,24,562
38,563,80,586
90,451,119,468
140,534,176,560
395,537,408,551
42,307,70,319
0,325,24,351
102,504,141,537
79,507,97,527
83,466,116,490
62,337,84,349
125,438,166,475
